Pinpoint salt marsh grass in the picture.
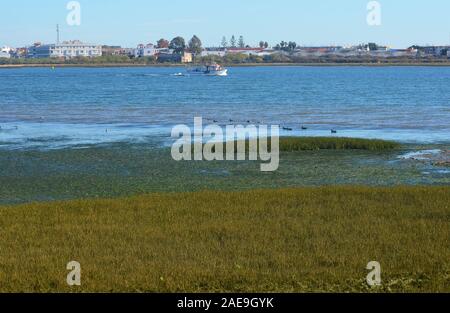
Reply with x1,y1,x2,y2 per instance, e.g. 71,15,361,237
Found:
0,186,448,292
278,137,399,151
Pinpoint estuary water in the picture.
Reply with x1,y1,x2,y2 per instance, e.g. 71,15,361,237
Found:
0,66,449,149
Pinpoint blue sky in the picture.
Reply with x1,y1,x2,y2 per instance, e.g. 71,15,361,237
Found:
1,0,449,48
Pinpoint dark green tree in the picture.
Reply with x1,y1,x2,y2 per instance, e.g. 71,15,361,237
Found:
221,36,228,48
288,41,297,51
188,35,202,55
157,38,169,48
230,35,237,48
169,37,186,54
275,41,296,51
238,36,245,48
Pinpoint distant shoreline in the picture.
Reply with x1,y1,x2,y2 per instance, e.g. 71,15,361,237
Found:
2,62,450,69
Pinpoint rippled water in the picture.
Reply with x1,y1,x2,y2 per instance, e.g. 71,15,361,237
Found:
1,66,449,149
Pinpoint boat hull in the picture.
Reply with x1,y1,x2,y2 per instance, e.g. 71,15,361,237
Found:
187,67,228,76
205,69,228,76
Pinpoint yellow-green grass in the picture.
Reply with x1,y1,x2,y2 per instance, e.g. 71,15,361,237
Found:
0,186,448,293
278,137,399,151
198,137,399,154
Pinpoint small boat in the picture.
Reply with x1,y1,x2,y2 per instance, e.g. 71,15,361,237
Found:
187,63,228,76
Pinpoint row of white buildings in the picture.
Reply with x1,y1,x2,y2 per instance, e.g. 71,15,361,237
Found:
132,43,171,57
199,46,427,58
26,40,102,58
1,41,449,60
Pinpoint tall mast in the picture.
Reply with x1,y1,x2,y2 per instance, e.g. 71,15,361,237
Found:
56,24,60,45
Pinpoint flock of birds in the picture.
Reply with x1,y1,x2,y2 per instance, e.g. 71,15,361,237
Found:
205,118,338,134
1,120,339,135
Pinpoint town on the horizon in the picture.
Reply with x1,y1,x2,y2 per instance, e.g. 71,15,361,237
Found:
1,32,450,63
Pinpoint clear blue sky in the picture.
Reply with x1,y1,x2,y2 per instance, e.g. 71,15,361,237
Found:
1,0,449,48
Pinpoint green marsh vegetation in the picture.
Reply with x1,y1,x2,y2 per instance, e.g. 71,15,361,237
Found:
0,136,448,292
0,138,448,204
220,137,399,152
0,186,448,292
278,137,399,151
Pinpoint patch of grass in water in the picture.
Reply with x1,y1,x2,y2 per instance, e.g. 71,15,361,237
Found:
197,137,399,153
278,137,400,151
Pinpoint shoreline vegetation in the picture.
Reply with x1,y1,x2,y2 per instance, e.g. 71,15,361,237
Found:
1,55,450,68
0,186,448,292
2,62,450,68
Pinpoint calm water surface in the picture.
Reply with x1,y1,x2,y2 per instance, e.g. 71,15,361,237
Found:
0,66,449,149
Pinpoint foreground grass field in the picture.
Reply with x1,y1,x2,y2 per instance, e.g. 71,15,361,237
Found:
0,186,449,292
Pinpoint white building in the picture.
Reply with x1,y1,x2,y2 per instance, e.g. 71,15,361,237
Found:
131,43,173,58
201,49,227,57
1,46,13,53
27,41,102,58
0,46,12,58
387,48,418,57
0,51,10,58
51,41,102,58
226,48,266,56
132,44,173,58
133,43,158,57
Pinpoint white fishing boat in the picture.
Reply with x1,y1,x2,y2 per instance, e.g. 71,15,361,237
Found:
187,63,228,76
